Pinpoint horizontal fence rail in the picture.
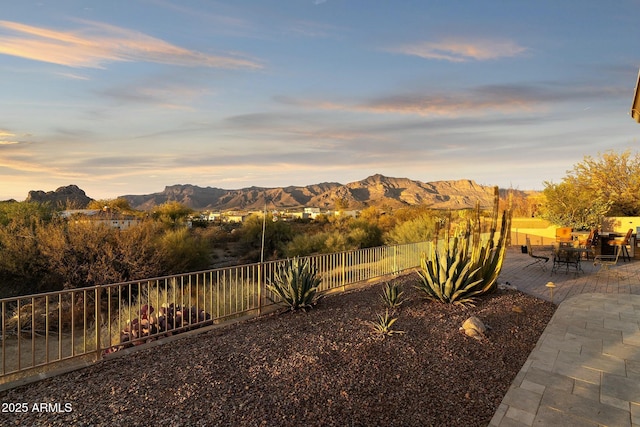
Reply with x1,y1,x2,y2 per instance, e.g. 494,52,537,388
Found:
0,241,430,386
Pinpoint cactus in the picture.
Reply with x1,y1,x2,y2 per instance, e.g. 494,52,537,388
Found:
416,187,511,305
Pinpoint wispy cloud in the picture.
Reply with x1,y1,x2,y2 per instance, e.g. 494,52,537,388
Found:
360,91,536,116
100,81,205,109
391,38,527,62
0,130,26,145
277,89,537,117
278,82,625,118
0,19,262,69
55,71,90,80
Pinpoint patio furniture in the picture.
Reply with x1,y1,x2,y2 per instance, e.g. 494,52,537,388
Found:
524,237,549,270
555,227,573,243
578,229,599,260
606,228,633,262
551,242,583,275
593,244,622,273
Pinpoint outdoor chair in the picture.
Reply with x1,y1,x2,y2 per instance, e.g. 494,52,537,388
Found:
555,227,573,243
578,229,599,260
607,228,633,262
524,237,549,270
593,244,622,274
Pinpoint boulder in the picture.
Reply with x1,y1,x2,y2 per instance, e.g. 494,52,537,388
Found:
459,316,486,340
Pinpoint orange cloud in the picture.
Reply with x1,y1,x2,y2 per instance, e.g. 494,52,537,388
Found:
0,130,21,145
0,20,262,69
392,38,526,62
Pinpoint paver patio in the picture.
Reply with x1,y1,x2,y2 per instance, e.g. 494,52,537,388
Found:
490,247,640,426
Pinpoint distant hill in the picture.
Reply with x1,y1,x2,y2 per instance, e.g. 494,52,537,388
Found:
120,174,497,211
25,185,92,208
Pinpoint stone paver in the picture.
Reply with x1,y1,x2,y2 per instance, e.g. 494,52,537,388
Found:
490,248,640,426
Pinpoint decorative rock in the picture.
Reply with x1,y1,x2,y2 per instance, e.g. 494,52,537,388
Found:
459,316,486,340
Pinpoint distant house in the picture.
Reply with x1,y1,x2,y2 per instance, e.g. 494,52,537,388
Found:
303,207,321,220
288,211,308,220
208,212,222,221
225,214,246,223
58,209,142,230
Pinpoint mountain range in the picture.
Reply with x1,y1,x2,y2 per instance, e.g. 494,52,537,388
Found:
122,174,497,211
20,175,499,211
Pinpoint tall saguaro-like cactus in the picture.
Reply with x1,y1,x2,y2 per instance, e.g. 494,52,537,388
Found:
416,187,512,305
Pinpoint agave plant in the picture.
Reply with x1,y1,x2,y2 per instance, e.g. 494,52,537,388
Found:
368,310,404,336
267,257,321,311
380,282,405,309
416,187,512,306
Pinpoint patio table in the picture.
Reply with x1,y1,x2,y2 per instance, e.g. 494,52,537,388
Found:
551,245,588,275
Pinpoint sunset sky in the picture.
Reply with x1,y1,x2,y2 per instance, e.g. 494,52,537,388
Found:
1,1,639,201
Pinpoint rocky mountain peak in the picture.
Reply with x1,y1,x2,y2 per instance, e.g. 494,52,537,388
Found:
121,175,497,211
26,185,92,208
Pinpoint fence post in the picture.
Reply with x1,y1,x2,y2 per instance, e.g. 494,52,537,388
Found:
393,245,398,275
341,252,346,291
257,263,262,316
94,286,101,362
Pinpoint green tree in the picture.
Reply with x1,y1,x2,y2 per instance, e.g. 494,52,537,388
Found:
87,198,135,213
569,150,640,216
239,213,292,261
153,201,193,228
540,150,640,228
540,181,611,229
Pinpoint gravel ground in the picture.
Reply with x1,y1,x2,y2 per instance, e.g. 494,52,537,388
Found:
0,274,556,427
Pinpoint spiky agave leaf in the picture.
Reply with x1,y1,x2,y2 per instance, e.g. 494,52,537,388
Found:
368,310,404,336
381,282,405,309
415,186,512,305
267,257,321,311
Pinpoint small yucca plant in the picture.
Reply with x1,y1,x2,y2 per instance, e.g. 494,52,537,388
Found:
368,310,404,336
381,282,405,309
267,257,321,311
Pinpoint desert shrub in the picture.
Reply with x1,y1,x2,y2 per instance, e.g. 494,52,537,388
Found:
385,214,437,245
285,233,328,257
267,257,320,311
239,213,293,261
0,219,52,295
0,213,216,295
0,201,53,227
157,227,211,274
346,219,383,248
35,220,177,289
323,231,351,253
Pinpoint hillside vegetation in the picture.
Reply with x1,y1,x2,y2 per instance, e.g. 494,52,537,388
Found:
1,176,538,298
